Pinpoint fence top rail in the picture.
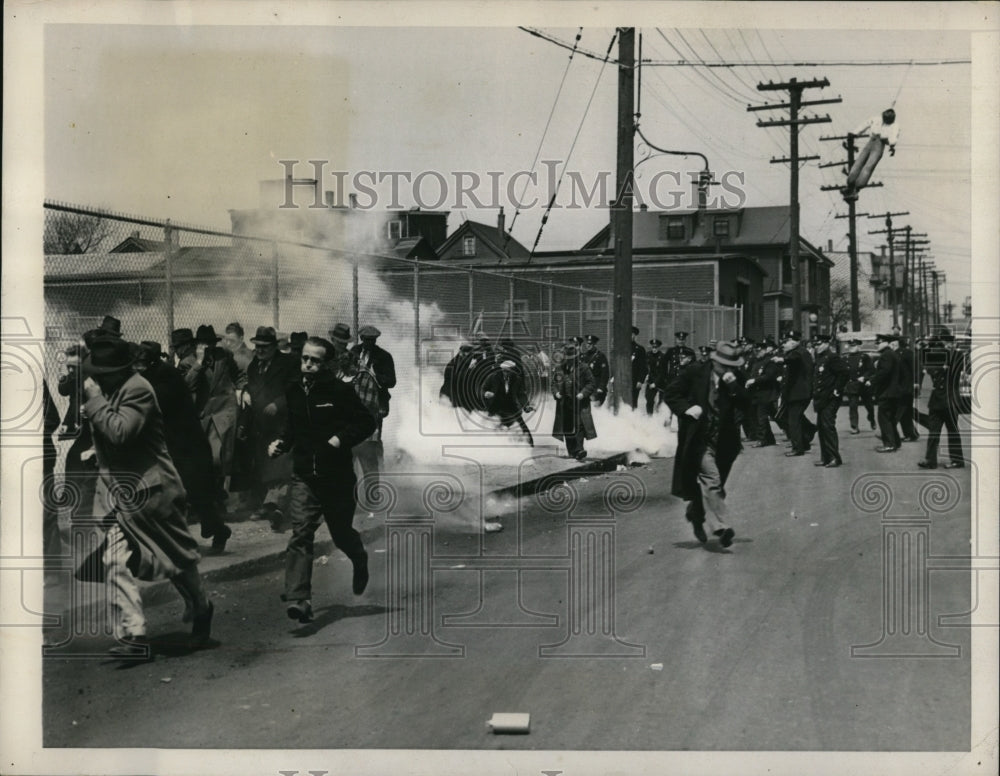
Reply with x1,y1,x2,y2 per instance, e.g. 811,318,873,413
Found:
44,200,736,314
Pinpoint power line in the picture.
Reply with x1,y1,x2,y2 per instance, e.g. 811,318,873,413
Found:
640,58,970,68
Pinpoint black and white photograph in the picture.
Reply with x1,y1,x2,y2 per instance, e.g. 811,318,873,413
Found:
2,2,998,775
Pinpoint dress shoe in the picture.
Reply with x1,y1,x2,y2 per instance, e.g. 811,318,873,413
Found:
875,446,898,453
942,462,965,469
902,436,919,443
352,552,370,595
714,528,735,548
574,450,588,460
210,524,232,554
814,460,829,466
825,460,842,468
269,508,286,533
286,600,314,623
785,451,805,457
191,601,214,646
108,636,152,661
850,428,860,435
917,460,937,469
691,521,707,543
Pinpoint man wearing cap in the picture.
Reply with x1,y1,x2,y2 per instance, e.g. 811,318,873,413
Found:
871,334,904,452
351,325,397,419
664,342,749,548
441,342,473,408
644,339,666,415
630,327,648,408
811,334,849,467
773,330,816,456
917,333,965,469
334,344,383,499
844,339,876,434
894,336,920,443
243,325,300,529
745,338,781,447
552,343,597,460
267,336,377,624
484,358,535,446
79,338,214,658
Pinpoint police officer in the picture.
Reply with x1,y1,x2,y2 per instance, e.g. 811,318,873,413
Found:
630,326,648,408
745,338,781,447
872,333,904,452
644,338,665,415
843,338,876,434
811,333,849,467
895,336,920,443
581,334,610,406
774,330,816,457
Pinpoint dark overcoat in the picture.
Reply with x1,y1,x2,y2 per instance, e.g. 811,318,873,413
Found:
747,356,782,405
812,349,850,411
352,343,397,415
780,345,813,402
844,351,874,395
871,347,905,400
551,359,597,440
663,361,748,501
245,352,300,485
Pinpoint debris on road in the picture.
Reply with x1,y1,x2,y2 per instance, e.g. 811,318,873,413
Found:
810,523,819,527
486,712,530,734
160,677,172,683
647,546,655,554
650,663,664,671
484,521,504,533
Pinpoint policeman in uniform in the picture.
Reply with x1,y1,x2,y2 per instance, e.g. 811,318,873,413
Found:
660,332,695,427
735,336,759,441
644,338,665,415
811,333,849,467
843,338,876,434
581,334,610,406
630,326,648,408
745,338,781,446
697,344,713,363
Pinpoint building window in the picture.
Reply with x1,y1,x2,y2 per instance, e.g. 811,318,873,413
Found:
388,220,403,240
504,299,529,317
661,216,685,240
585,297,610,321
462,235,476,257
713,218,730,237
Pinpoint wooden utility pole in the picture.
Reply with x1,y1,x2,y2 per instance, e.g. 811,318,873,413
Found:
750,78,839,332
868,210,908,328
611,27,635,410
822,131,882,331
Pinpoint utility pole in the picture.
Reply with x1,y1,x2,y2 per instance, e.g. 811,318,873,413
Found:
892,231,928,337
750,79,839,332
822,131,882,331
868,210,908,328
611,27,635,410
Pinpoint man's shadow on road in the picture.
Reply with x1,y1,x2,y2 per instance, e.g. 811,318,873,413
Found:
289,604,390,637
672,538,754,554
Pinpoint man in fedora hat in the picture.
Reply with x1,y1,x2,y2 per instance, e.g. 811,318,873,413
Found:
79,338,214,658
773,330,816,457
811,333,849,467
663,341,749,548
552,342,597,460
243,325,299,530
98,315,123,339
267,336,377,623
581,335,609,406
844,338,876,434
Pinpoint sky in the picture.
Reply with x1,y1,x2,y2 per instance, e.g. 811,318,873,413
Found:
44,22,975,304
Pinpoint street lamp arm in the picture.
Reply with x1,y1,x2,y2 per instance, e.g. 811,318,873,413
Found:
635,124,709,170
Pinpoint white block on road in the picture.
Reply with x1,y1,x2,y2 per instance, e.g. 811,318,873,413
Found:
487,712,530,734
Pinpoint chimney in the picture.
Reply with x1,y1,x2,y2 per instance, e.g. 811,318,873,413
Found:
349,193,358,209
497,206,505,235
131,230,140,239
827,239,833,252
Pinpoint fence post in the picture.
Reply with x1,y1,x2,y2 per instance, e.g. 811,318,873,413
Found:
352,255,359,339
508,277,515,339
271,241,280,329
413,261,420,367
164,221,174,343
671,302,676,341
468,272,475,332
578,287,584,339
547,285,553,332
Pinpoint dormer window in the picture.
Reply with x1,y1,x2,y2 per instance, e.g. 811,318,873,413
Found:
660,215,685,240
713,217,730,238
463,235,476,257
388,220,403,240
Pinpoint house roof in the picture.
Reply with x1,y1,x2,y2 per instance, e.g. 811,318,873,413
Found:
437,220,530,262
109,235,169,253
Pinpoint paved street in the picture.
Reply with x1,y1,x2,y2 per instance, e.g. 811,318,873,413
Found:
43,414,973,751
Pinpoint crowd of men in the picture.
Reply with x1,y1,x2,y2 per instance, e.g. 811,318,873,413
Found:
48,315,395,656
47,311,968,656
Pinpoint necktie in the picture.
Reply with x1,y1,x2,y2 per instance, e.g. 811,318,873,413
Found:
504,376,510,394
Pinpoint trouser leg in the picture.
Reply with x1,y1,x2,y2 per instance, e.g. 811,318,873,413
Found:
755,403,775,444
944,412,964,464
818,403,840,462
697,446,731,534
103,525,146,640
923,412,943,466
878,399,901,448
898,396,918,438
514,415,534,446
317,479,366,563
848,395,860,430
282,477,326,602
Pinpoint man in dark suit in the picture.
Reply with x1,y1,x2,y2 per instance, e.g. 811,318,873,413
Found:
644,339,665,415
268,337,377,624
895,337,920,442
843,338,876,434
242,326,300,530
581,335,610,406
811,334,849,467
483,359,534,446
663,342,749,548
871,333,904,452
745,338,781,446
917,334,965,469
774,330,816,456
630,326,648,409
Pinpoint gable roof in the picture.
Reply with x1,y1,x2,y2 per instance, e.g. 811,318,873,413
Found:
436,220,530,263
109,235,169,253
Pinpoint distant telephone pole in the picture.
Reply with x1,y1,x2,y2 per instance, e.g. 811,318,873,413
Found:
868,210,909,328
612,27,635,410
750,78,840,331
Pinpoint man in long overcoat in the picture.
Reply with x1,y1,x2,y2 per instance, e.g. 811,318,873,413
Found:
744,338,781,446
843,338,876,434
552,344,596,460
663,342,749,548
80,337,214,659
895,337,920,442
917,334,966,469
811,334,849,467
774,330,816,456
242,326,300,529
872,333,905,452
